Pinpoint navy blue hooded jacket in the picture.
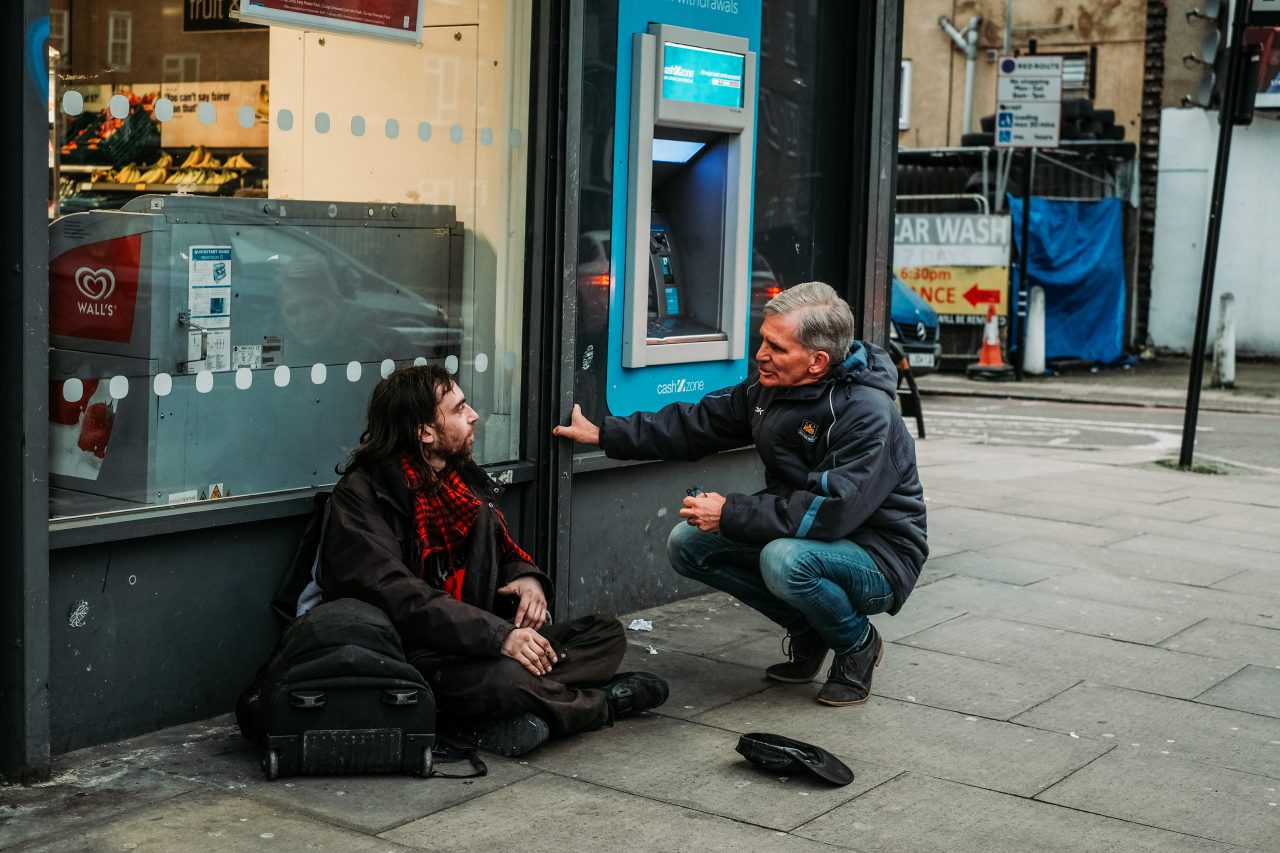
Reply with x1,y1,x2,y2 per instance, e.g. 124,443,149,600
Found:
600,341,928,614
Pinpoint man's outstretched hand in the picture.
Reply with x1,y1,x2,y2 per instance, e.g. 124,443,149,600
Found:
552,403,601,446
680,491,726,533
501,627,558,676
497,575,548,629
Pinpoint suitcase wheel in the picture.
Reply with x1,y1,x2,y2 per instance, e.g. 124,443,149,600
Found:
263,748,281,781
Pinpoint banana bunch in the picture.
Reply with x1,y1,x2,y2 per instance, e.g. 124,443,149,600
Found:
114,164,144,184
224,153,255,170
164,168,239,185
178,146,222,169
138,166,168,184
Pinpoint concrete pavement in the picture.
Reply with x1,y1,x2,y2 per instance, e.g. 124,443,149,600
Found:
4,435,1280,852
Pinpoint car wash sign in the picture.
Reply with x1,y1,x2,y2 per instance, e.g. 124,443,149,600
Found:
893,214,1011,324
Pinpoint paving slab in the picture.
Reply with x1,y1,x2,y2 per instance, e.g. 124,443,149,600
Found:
870,642,1079,720
1036,750,1280,850
694,692,1109,797
621,592,778,657
0,761,198,849
1213,569,1280,600
795,771,1242,853
904,575,1198,644
1013,682,1280,780
1195,666,1280,719
1159,619,1280,668
620,643,772,720
926,506,1132,553
903,615,1239,699
1028,570,1280,630
923,550,1070,585
1189,480,1280,509
984,490,1219,526
1095,515,1280,555
20,789,420,853
523,714,895,831
381,773,841,853
1192,502,1280,536
983,538,1244,587
1110,534,1280,575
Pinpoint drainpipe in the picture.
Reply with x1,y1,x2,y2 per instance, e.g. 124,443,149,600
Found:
938,15,982,136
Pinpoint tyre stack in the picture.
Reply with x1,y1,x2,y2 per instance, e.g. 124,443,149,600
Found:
962,99,1127,147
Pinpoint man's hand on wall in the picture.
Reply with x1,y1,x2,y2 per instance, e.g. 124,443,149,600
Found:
498,575,549,629
501,626,558,676
552,403,602,446
680,492,726,533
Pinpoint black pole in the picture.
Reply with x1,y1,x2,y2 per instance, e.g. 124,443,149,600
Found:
1179,0,1250,469
1014,147,1034,380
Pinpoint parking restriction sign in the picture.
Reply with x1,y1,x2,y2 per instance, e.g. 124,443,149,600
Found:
994,56,1063,148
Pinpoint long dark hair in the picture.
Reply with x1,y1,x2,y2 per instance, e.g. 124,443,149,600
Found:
339,364,455,483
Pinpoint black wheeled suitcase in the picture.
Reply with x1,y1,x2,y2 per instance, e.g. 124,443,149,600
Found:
237,597,474,780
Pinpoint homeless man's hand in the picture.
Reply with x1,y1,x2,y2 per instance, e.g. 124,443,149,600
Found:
679,491,726,533
497,575,549,629
551,403,601,446
501,627,558,676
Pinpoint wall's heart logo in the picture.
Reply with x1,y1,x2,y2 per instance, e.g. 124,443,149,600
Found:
74,268,116,301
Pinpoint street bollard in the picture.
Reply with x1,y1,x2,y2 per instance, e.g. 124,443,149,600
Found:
1212,292,1235,389
1023,285,1046,376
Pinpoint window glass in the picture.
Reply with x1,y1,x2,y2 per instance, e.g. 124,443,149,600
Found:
47,0,532,519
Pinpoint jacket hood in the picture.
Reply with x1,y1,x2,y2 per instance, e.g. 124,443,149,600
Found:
828,341,898,398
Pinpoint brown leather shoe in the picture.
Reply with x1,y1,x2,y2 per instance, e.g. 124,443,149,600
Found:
816,626,883,706
765,627,830,683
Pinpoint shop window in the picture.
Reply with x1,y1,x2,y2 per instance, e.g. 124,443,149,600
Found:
47,1,533,520
107,11,132,71
50,9,71,67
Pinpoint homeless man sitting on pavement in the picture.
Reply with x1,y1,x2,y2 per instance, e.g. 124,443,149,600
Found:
317,365,669,756
554,281,927,706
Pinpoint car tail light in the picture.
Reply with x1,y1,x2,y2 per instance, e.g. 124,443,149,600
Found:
586,274,609,288
764,284,782,299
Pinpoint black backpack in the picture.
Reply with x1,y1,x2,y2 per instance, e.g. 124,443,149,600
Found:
236,597,483,780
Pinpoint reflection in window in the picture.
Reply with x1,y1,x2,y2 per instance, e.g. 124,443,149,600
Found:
107,12,132,71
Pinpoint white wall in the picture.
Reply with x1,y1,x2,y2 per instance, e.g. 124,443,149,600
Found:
1150,109,1280,355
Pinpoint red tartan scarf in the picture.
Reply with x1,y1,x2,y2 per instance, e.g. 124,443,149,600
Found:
399,453,533,601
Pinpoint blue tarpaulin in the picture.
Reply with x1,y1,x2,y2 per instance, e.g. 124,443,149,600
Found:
1009,196,1127,366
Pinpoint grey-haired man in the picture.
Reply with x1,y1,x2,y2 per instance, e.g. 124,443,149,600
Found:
555,282,927,705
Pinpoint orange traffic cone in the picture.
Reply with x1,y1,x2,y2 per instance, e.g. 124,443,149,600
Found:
966,304,1015,381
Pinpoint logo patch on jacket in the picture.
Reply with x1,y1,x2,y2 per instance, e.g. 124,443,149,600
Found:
798,419,819,442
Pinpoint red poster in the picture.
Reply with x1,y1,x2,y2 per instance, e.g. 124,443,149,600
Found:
50,234,143,343
239,0,423,43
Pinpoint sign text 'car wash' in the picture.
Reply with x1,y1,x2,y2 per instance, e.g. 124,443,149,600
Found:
893,214,1012,323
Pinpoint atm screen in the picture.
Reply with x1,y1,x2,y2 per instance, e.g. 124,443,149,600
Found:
661,42,745,109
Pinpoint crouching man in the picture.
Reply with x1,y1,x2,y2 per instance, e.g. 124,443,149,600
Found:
555,282,927,706
319,365,668,755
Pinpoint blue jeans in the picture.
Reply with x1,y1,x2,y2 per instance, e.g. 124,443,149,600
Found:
666,522,894,655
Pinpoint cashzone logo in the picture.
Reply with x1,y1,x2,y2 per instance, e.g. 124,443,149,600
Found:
656,377,707,395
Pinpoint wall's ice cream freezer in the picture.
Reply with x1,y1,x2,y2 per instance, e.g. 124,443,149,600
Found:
48,195,463,513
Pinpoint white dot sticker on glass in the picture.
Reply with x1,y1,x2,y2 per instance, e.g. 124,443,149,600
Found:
62,378,84,404
277,108,294,131
450,124,464,144
385,118,400,139
346,361,362,382
274,365,291,387
196,370,214,393
154,98,174,122
62,91,84,116
311,363,327,384
235,368,252,390
418,121,432,141
315,112,331,134
197,102,217,125
350,115,366,136
474,353,489,373
154,373,173,397
380,359,395,378
109,94,129,120
413,357,428,367
444,355,459,374
509,128,523,149
238,106,255,129
480,127,493,146
109,375,129,399
504,351,517,370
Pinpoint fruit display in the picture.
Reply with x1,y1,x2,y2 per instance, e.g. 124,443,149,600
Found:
86,149,257,188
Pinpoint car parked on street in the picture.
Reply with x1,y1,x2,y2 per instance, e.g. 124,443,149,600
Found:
888,273,941,375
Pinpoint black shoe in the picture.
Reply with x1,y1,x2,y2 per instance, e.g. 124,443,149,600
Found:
604,671,669,720
816,626,884,707
444,712,550,757
765,627,830,683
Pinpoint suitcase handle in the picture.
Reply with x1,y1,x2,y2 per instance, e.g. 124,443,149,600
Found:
382,688,420,706
288,690,327,709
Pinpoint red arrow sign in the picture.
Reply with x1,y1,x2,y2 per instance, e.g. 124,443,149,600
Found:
963,284,1002,307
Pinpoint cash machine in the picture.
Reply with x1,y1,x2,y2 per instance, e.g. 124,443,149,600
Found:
607,9,759,415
